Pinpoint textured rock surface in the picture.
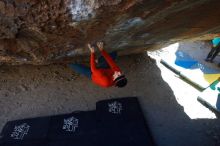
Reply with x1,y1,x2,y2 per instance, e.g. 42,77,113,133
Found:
0,0,220,65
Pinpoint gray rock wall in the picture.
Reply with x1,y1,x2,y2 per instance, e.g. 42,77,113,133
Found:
0,0,220,65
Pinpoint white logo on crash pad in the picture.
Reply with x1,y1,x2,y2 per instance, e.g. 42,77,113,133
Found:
108,101,122,114
63,117,79,132
11,123,30,140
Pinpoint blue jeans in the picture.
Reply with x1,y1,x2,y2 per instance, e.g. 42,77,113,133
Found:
69,51,117,79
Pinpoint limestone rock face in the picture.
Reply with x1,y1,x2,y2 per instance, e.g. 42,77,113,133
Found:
0,0,220,65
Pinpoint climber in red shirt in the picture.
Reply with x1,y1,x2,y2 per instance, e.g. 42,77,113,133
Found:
69,42,127,88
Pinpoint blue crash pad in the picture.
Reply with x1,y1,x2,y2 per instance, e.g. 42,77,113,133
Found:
174,51,198,69
161,50,220,89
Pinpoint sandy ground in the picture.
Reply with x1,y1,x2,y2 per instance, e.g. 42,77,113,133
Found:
0,42,220,146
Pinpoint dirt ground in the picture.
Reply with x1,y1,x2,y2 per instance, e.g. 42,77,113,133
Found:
0,42,220,146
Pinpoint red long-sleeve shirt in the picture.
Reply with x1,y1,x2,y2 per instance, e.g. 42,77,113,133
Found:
91,50,121,87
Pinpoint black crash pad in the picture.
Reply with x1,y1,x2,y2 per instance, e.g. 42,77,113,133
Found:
96,97,155,146
48,111,96,140
0,97,155,146
48,111,97,146
0,117,50,146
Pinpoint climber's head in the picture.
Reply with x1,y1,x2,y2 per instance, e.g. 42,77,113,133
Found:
113,71,127,88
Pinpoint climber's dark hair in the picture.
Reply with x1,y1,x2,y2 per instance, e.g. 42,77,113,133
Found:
114,75,127,88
